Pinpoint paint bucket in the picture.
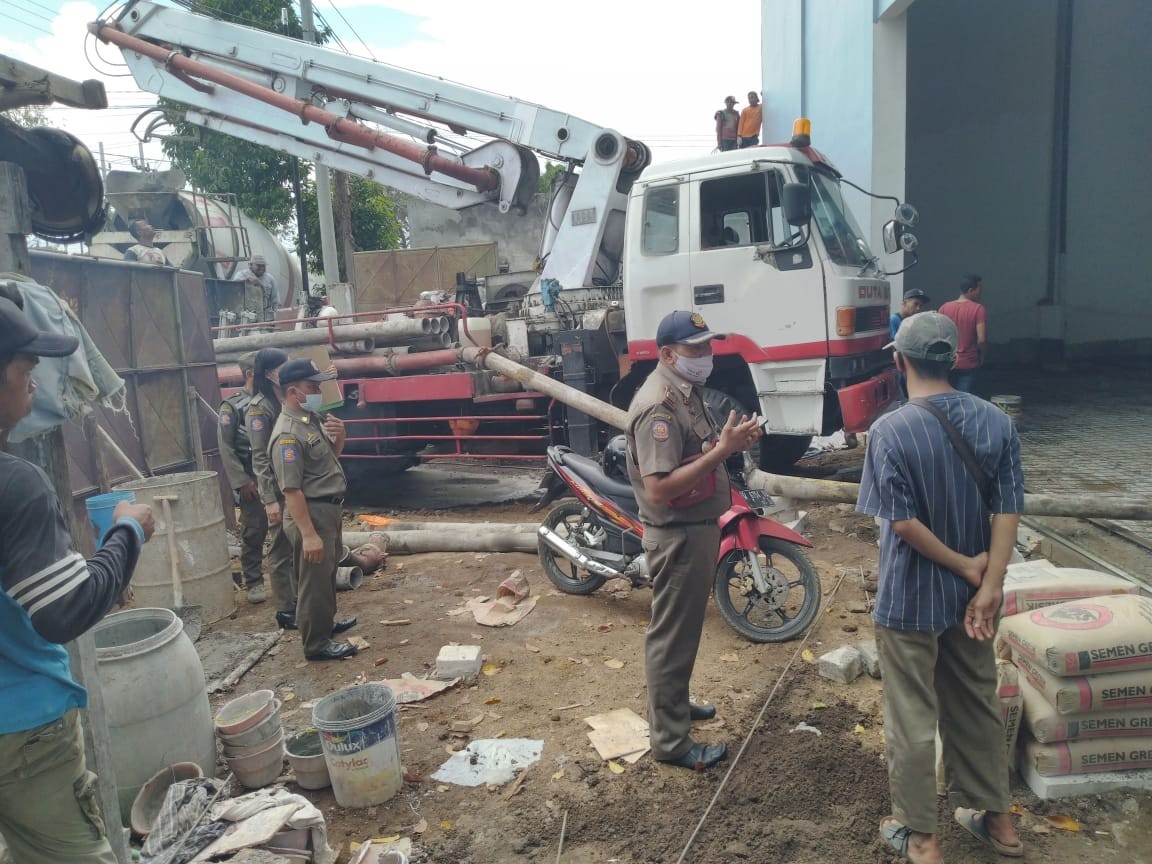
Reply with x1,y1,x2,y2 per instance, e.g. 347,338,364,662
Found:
286,729,332,790
86,491,137,548
312,683,402,807
335,565,364,592
990,395,1023,427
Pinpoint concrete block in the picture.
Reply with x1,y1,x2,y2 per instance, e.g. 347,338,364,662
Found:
857,640,881,678
435,644,482,680
1020,759,1152,800
818,646,863,684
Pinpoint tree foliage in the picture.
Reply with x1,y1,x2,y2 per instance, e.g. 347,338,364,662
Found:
538,161,566,193
300,174,402,274
158,0,327,231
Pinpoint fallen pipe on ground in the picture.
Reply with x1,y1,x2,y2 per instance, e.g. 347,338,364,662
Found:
468,348,1152,522
353,521,538,533
342,529,537,554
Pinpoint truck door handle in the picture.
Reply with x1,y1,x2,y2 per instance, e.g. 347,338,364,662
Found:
694,284,724,305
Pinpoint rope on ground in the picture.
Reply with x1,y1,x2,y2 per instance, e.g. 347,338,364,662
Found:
673,567,853,864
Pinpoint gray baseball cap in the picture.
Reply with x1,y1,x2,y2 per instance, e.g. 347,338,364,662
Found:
885,311,957,362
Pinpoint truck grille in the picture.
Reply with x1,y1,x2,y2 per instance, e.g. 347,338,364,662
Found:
855,305,887,333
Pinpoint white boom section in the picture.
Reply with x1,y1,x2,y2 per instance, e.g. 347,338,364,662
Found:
101,1,649,293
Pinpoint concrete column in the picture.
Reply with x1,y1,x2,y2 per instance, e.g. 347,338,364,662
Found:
871,12,909,301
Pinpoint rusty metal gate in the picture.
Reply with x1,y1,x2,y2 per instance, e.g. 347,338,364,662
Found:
29,251,228,551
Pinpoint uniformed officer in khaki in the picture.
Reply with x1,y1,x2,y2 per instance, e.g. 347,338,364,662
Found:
218,351,271,604
246,347,298,629
269,358,358,662
626,310,762,770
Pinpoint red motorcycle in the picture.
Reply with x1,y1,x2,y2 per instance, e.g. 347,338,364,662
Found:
534,436,821,642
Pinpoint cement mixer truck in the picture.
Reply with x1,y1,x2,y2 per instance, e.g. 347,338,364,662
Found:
92,3,919,479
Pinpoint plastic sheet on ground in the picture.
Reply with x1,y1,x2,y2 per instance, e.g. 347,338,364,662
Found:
430,739,544,787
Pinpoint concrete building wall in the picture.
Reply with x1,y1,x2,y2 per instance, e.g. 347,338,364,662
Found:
405,194,549,275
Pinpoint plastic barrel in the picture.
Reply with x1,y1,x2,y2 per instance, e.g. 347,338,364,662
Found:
312,683,402,807
93,608,216,823
86,491,136,549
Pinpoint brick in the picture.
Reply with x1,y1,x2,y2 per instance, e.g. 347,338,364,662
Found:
857,640,881,678
818,646,863,684
435,644,482,680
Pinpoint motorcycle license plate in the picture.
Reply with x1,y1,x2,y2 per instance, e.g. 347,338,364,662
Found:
743,489,775,510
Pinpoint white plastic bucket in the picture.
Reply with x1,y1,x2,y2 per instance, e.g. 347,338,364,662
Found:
312,684,402,807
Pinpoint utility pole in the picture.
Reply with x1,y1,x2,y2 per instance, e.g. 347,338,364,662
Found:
298,0,340,290
281,5,311,300
334,170,356,282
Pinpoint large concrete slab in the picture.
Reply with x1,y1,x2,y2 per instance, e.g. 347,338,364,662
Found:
1021,759,1152,799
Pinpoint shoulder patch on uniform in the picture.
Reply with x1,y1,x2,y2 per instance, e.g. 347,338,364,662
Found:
649,409,673,422
219,410,232,426
249,416,265,432
281,442,298,463
651,419,670,441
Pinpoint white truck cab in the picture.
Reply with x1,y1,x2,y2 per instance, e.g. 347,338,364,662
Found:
623,128,911,466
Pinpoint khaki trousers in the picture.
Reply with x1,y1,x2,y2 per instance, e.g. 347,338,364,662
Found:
643,522,720,760
285,502,342,656
238,493,268,589
876,623,1010,833
265,505,297,614
0,710,117,864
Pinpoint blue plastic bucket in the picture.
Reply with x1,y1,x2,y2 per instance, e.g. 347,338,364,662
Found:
87,491,137,548
313,683,401,807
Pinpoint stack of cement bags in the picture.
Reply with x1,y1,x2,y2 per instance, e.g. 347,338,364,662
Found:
997,562,1152,784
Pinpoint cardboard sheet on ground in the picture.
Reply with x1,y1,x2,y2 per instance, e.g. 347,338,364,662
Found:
585,708,650,762
431,738,544,787
378,672,459,703
192,803,301,861
467,570,536,627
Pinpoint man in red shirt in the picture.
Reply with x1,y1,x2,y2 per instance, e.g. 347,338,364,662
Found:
938,274,986,393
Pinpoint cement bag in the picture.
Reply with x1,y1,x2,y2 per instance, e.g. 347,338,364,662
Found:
1001,562,1139,615
1022,733,1152,776
1012,651,1152,715
1020,675,1152,743
936,660,1021,794
998,595,1152,677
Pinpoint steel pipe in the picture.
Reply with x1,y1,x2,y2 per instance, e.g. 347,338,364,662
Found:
212,318,433,354
217,346,468,386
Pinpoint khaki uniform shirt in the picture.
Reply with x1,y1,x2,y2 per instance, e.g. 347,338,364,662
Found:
246,393,281,505
269,405,347,499
217,390,255,490
625,362,730,526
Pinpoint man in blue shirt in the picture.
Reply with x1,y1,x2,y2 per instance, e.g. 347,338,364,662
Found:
0,297,155,863
857,312,1024,864
889,288,929,404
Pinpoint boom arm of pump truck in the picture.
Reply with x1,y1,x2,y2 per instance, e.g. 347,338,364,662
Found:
91,1,650,294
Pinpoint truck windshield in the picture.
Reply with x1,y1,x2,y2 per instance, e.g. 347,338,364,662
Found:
805,169,871,268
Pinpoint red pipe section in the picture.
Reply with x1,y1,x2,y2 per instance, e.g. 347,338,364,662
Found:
90,21,499,193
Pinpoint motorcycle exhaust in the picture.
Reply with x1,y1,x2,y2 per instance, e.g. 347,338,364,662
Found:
537,525,625,579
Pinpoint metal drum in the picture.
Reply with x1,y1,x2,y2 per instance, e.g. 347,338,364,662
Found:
113,471,235,623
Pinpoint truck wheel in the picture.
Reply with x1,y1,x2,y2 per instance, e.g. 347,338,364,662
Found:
758,434,813,472
713,538,821,642
537,501,608,595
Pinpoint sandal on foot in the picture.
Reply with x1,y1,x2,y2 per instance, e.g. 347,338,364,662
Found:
879,818,942,864
954,809,1024,858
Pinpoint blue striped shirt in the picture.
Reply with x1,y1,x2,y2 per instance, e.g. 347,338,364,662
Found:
856,392,1025,632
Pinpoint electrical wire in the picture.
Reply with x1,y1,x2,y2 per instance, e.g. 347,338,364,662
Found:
322,0,377,60
673,566,850,864
11,11,53,36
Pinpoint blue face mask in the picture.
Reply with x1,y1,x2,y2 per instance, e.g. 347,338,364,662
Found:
303,393,324,413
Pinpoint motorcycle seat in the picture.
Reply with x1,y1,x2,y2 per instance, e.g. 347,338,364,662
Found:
557,450,637,502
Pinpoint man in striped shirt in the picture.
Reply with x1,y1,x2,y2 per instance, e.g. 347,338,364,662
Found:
0,296,156,863
857,312,1024,864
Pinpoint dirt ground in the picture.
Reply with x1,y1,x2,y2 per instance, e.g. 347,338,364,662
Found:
204,453,1152,864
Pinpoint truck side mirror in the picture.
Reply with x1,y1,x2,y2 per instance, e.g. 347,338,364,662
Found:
782,183,811,227
883,220,920,255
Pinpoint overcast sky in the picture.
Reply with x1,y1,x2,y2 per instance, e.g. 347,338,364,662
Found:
4,0,763,178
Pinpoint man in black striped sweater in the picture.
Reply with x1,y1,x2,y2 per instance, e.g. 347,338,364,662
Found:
0,296,156,863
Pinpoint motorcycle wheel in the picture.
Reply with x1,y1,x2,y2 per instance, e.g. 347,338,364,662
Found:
537,501,609,595
713,538,821,642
